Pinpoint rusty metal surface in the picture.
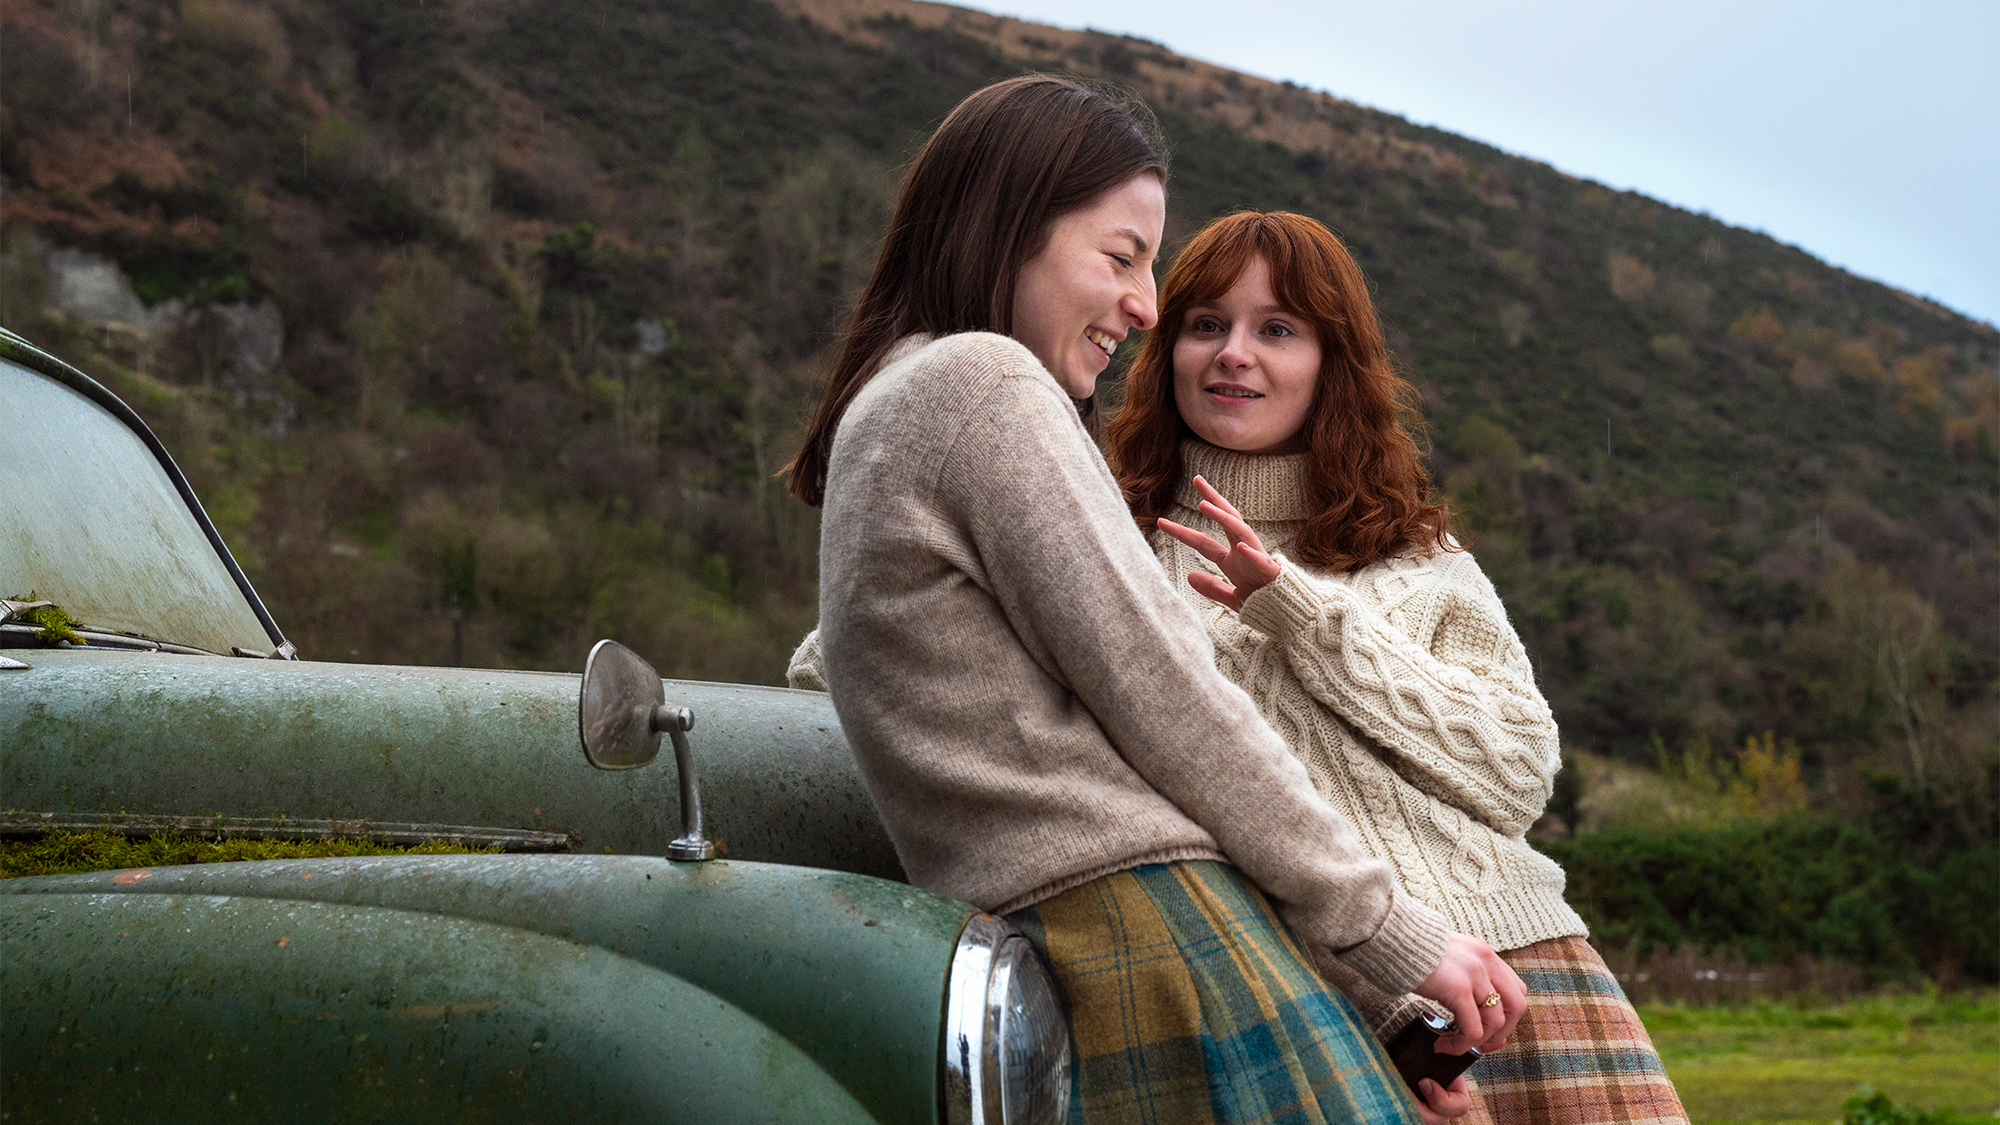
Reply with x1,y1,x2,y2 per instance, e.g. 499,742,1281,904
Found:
0,349,276,656
2,891,879,1122
0,810,570,851
4,853,972,1122
1,649,903,879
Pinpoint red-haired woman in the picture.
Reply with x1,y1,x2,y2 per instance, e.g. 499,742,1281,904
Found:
1106,211,1689,1124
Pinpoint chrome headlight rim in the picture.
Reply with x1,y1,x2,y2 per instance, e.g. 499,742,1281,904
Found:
941,913,1072,1125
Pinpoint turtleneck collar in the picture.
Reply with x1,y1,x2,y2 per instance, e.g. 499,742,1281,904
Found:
1176,440,1315,523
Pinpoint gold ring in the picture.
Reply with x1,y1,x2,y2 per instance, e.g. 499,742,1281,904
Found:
1481,993,1502,1008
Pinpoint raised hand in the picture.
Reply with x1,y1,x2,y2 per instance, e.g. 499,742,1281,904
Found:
1154,475,1283,611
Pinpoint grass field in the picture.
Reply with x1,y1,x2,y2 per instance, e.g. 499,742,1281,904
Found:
1643,992,2000,1124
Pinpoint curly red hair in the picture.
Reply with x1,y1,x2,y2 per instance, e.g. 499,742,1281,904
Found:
1106,210,1451,571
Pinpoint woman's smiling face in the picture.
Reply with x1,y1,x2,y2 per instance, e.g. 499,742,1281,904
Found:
1011,174,1165,398
1171,256,1321,455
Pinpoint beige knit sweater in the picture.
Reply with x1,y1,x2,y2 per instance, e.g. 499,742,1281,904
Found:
1160,440,1587,961
807,332,1449,994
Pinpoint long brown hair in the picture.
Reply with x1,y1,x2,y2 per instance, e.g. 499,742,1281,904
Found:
784,75,1168,505
1106,211,1451,571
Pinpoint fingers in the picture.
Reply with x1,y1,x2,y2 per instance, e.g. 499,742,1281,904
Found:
1231,542,1283,589
1190,476,1244,522
1155,519,1229,566
1418,934,1506,1054
1477,973,1507,1044
1163,516,1276,604
1164,489,1279,599
1477,937,1519,1045
1410,1081,1452,1125
1188,477,1262,549
1188,502,1281,594
1415,935,1527,1058
1484,955,1528,1050
1460,945,1524,1051
1195,499,1267,554
1418,1077,1472,1120
1185,570,1245,612
1436,987,1486,1056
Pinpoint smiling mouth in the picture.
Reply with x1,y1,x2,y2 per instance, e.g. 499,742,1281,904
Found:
1206,385,1263,400
1085,328,1119,359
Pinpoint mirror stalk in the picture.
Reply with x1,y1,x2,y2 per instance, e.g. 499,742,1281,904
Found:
655,707,714,862
579,640,715,863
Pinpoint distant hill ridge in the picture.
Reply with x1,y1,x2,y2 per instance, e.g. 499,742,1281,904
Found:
1,0,1992,807
787,0,1978,321
774,1,1638,218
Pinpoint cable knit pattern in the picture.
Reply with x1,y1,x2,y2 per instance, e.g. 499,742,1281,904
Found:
785,627,827,692
1163,440,1586,957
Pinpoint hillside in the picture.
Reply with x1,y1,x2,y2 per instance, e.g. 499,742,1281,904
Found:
3,0,1994,818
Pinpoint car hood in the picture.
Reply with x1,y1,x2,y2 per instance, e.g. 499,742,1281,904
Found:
1,649,901,879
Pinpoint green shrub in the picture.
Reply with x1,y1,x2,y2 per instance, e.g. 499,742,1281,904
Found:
1539,808,1999,982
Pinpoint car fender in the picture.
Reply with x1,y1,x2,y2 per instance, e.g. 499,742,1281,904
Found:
3,854,972,1123
2,890,879,1123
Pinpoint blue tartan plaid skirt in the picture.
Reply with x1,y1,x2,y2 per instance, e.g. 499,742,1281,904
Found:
1007,861,1423,1125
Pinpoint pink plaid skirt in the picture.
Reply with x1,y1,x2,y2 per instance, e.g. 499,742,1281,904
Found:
1455,936,1688,1125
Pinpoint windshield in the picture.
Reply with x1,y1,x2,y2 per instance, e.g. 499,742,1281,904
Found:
1,353,276,656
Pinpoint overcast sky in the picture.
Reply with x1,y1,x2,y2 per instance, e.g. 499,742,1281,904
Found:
967,0,2000,326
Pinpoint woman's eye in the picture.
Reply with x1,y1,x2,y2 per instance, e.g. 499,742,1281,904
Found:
1265,323,1294,338
1111,254,1133,269
1191,317,1221,333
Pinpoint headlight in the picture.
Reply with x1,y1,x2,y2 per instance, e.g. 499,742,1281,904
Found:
942,914,1072,1125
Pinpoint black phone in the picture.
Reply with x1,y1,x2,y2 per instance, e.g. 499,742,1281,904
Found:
1385,1011,1483,1092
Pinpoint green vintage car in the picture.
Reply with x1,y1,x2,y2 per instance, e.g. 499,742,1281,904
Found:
0,328,1070,1123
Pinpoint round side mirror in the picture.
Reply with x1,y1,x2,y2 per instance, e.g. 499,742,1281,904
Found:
580,639,670,770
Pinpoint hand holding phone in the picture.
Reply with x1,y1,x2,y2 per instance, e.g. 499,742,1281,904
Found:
1386,1011,1483,1091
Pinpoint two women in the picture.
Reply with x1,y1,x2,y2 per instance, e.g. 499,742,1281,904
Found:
1107,210,1690,1124
784,75,1520,1122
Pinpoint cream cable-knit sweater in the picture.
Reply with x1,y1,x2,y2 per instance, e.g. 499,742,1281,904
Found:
801,333,1450,995
1162,440,1586,963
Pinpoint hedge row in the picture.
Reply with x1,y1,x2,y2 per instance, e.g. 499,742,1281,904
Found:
1538,802,1997,983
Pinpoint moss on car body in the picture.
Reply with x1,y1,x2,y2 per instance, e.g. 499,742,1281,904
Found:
0,829,498,879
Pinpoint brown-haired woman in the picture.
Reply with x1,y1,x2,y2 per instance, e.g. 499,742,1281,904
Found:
786,77,1524,1122
1107,210,1690,1123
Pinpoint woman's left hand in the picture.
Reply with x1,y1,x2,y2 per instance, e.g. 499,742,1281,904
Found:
1412,1076,1475,1125
1155,476,1282,611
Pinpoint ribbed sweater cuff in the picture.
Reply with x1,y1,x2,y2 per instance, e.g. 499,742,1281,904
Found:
1363,994,1444,1041
1308,946,1446,1041
1238,555,1342,645
1442,886,1590,954
1336,891,1451,995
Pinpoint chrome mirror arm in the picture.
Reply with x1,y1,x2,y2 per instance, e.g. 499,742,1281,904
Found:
654,707,714,862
